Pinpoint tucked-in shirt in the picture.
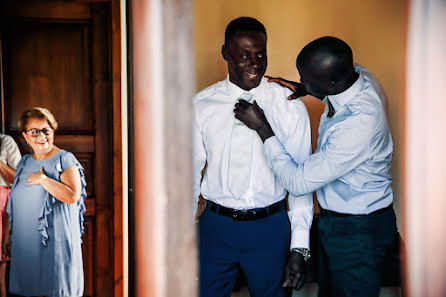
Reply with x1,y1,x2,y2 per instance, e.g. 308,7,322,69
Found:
264,65,393,214
0,134,21,187
193,76,313,249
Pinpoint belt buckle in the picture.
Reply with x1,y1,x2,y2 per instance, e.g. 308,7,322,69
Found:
232,210,249,221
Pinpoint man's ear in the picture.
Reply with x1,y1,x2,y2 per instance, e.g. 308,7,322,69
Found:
221,44,229,62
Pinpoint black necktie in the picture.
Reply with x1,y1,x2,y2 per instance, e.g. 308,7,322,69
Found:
327,99,335,118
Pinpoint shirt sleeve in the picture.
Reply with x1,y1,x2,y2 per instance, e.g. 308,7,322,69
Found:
264,113,377,197
267,97,313,250
3,135,21,169
60,151,80,171
192,104,207,218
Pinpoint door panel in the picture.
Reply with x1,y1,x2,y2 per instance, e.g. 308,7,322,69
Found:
5,22,93,132
1,1,113,296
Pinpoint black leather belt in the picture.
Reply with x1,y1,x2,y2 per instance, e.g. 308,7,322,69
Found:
205,199,287,221
319,203,393,217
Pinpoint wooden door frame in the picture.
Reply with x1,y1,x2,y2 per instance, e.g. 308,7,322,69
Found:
111,0,124,297
0,1,124,296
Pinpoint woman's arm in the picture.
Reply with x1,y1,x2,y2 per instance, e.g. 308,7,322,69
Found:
0,135,22,185
0,161,16,185
27,166,82,204
2,216,10,257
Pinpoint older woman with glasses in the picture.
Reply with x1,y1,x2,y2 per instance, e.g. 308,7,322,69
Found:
3,107,86,297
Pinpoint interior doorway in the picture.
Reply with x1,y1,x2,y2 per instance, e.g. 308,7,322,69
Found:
0,1,122,296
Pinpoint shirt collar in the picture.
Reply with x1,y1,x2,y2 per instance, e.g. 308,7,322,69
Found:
326,68,364,111
224,75,267,100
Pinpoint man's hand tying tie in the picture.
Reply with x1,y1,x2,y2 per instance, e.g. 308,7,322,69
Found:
234,100,275,142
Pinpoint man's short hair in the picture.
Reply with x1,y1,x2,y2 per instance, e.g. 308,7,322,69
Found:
296,36,353,70
224,17,266,45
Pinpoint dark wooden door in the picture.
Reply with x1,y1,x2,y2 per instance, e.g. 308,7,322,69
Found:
0,1,114,296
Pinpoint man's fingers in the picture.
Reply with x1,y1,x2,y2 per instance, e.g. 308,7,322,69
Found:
282,267,296,288
295,278,305,291
265,75,277,81
291,273,299,288
252,101,266,114
288,93,299,100
234,101,247,112
234,113,246,122
265,75,287,83
265,76,297,89
268,78,286,85
235,99,256,113
282,265,292,287
294,273,305,290
237,99,251,106
234,109,242,118
282,274,292,287
283,275,299,289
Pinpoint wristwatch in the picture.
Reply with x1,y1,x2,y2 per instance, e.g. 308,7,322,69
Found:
291,247,311,262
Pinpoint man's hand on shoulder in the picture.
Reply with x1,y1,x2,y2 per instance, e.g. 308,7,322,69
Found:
282,250,307,291
234,100,275,142
265,76,308,100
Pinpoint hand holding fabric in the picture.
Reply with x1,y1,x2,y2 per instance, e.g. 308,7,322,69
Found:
234,100,275,142
282,251,306,291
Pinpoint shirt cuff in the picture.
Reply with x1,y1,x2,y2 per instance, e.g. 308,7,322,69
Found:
290,228,310,250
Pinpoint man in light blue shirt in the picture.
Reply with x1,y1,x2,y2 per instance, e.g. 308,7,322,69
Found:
234,36,397,297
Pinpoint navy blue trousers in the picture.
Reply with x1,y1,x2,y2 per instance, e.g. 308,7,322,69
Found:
317,207,397,297
199,208,291,297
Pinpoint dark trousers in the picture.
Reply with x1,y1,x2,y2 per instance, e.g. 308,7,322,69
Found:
317,207,397,297
198,209,291,297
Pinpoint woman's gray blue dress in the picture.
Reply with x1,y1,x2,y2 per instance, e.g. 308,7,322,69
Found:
6,150,87,297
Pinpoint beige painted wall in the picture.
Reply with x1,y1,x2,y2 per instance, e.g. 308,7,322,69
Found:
193,0,407,230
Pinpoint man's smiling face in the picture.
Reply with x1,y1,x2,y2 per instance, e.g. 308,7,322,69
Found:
222,31,267,91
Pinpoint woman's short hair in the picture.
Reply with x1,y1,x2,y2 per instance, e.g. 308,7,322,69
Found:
18,107,58,132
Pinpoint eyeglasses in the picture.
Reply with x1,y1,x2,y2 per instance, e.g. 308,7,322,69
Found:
25,128,53,137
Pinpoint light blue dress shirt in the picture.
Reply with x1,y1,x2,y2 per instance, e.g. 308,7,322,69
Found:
193,76,314,248
264,65,394,214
